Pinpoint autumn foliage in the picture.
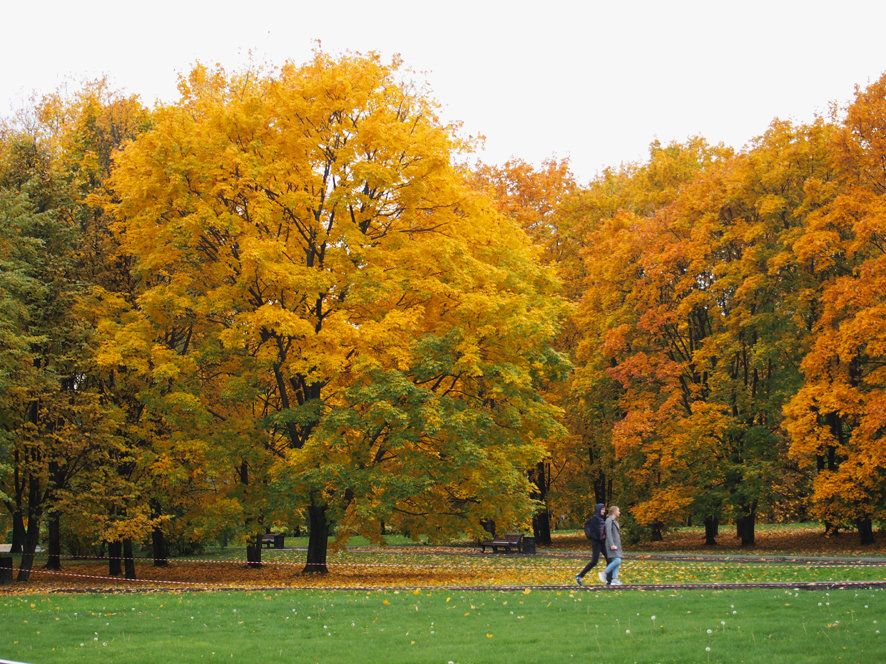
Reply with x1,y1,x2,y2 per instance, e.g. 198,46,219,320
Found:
1,52,885,585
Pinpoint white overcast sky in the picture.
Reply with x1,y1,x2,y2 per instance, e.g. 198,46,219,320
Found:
2,0,885,183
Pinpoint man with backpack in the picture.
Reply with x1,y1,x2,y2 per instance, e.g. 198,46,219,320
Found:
575,503,609,586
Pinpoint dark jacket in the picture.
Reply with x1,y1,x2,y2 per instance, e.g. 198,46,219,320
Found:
588,503,606,542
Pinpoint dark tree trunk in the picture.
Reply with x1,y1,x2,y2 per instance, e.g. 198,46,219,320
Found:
529,461,552,545
44,512,61,570
588,444,608,506
703,516,719,546
16,509,42,582
594,475,608,506
108,541,123,576
16,478,43,582
123,539,136,579
150,499,169,566
240,461,263,568
10,447,25,554
151,526,169,567
10,508,26,554
532,509,552,546
650,521,664,542
303,498,329,574
736,510,756,547
857,517,875,545
16,530,39,582
246,535,263,568
825,521,843,537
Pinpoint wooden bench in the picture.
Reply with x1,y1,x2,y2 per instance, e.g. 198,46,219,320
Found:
258,533,285,549
480,533,524,553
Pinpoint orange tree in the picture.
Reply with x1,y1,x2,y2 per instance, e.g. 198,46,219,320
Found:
107,52,568,572
573,125,839,545
785,75,886,544
568,140,727,537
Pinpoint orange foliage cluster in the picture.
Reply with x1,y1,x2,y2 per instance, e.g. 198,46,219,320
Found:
554,79,886,542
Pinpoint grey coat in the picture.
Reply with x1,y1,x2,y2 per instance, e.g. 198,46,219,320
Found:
604,516,623,558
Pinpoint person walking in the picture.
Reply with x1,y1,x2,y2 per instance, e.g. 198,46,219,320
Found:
599,505,623,586
575,503,608,586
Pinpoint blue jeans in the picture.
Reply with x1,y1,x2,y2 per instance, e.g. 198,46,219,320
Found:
604,557,621,583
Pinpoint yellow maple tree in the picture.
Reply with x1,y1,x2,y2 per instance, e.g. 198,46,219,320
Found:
107,52,568,572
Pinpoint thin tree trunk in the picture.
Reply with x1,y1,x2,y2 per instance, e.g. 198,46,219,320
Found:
240,461,263,568
530,461,552,545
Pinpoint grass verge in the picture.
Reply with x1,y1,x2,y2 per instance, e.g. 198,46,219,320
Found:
2,587,884,663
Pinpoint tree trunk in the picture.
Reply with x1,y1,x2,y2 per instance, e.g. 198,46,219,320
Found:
239,461,264,568
650,521,664,542
108,541,123,576
703,516,719,546
529,461,552,545
151,526,169,567
736,509,756,547
16,477,43,582
246,534,263,568
150,499,169,567
10,508,25,554
532,509,552,546
16,509,42,582
123,539,136,579
44,512,61,570
857,517,875,545
303,498,329,574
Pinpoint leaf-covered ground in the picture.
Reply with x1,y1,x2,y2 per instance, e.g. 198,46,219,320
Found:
612,524,886,557
2,525,884,594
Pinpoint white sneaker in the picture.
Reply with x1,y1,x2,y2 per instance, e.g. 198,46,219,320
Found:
611,579,623,586
598,572,607,584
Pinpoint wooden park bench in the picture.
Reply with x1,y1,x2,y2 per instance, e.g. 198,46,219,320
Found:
479,532,524,554
258,533,285,549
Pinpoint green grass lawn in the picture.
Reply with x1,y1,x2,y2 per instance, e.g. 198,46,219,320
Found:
3,526,884,662
3,587,884,663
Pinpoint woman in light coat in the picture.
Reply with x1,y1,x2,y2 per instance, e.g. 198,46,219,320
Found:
599,506,623,585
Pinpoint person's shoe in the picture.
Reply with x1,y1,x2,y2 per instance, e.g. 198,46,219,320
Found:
575,574,583,586
611,579,623,586
598,571,607,584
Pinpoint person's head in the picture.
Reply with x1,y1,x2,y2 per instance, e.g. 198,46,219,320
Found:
608,505,621,519
596,502,605,516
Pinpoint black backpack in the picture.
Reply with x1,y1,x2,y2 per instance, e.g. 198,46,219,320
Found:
583,517,595,540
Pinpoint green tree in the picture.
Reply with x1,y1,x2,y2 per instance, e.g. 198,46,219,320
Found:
0,131,115,580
